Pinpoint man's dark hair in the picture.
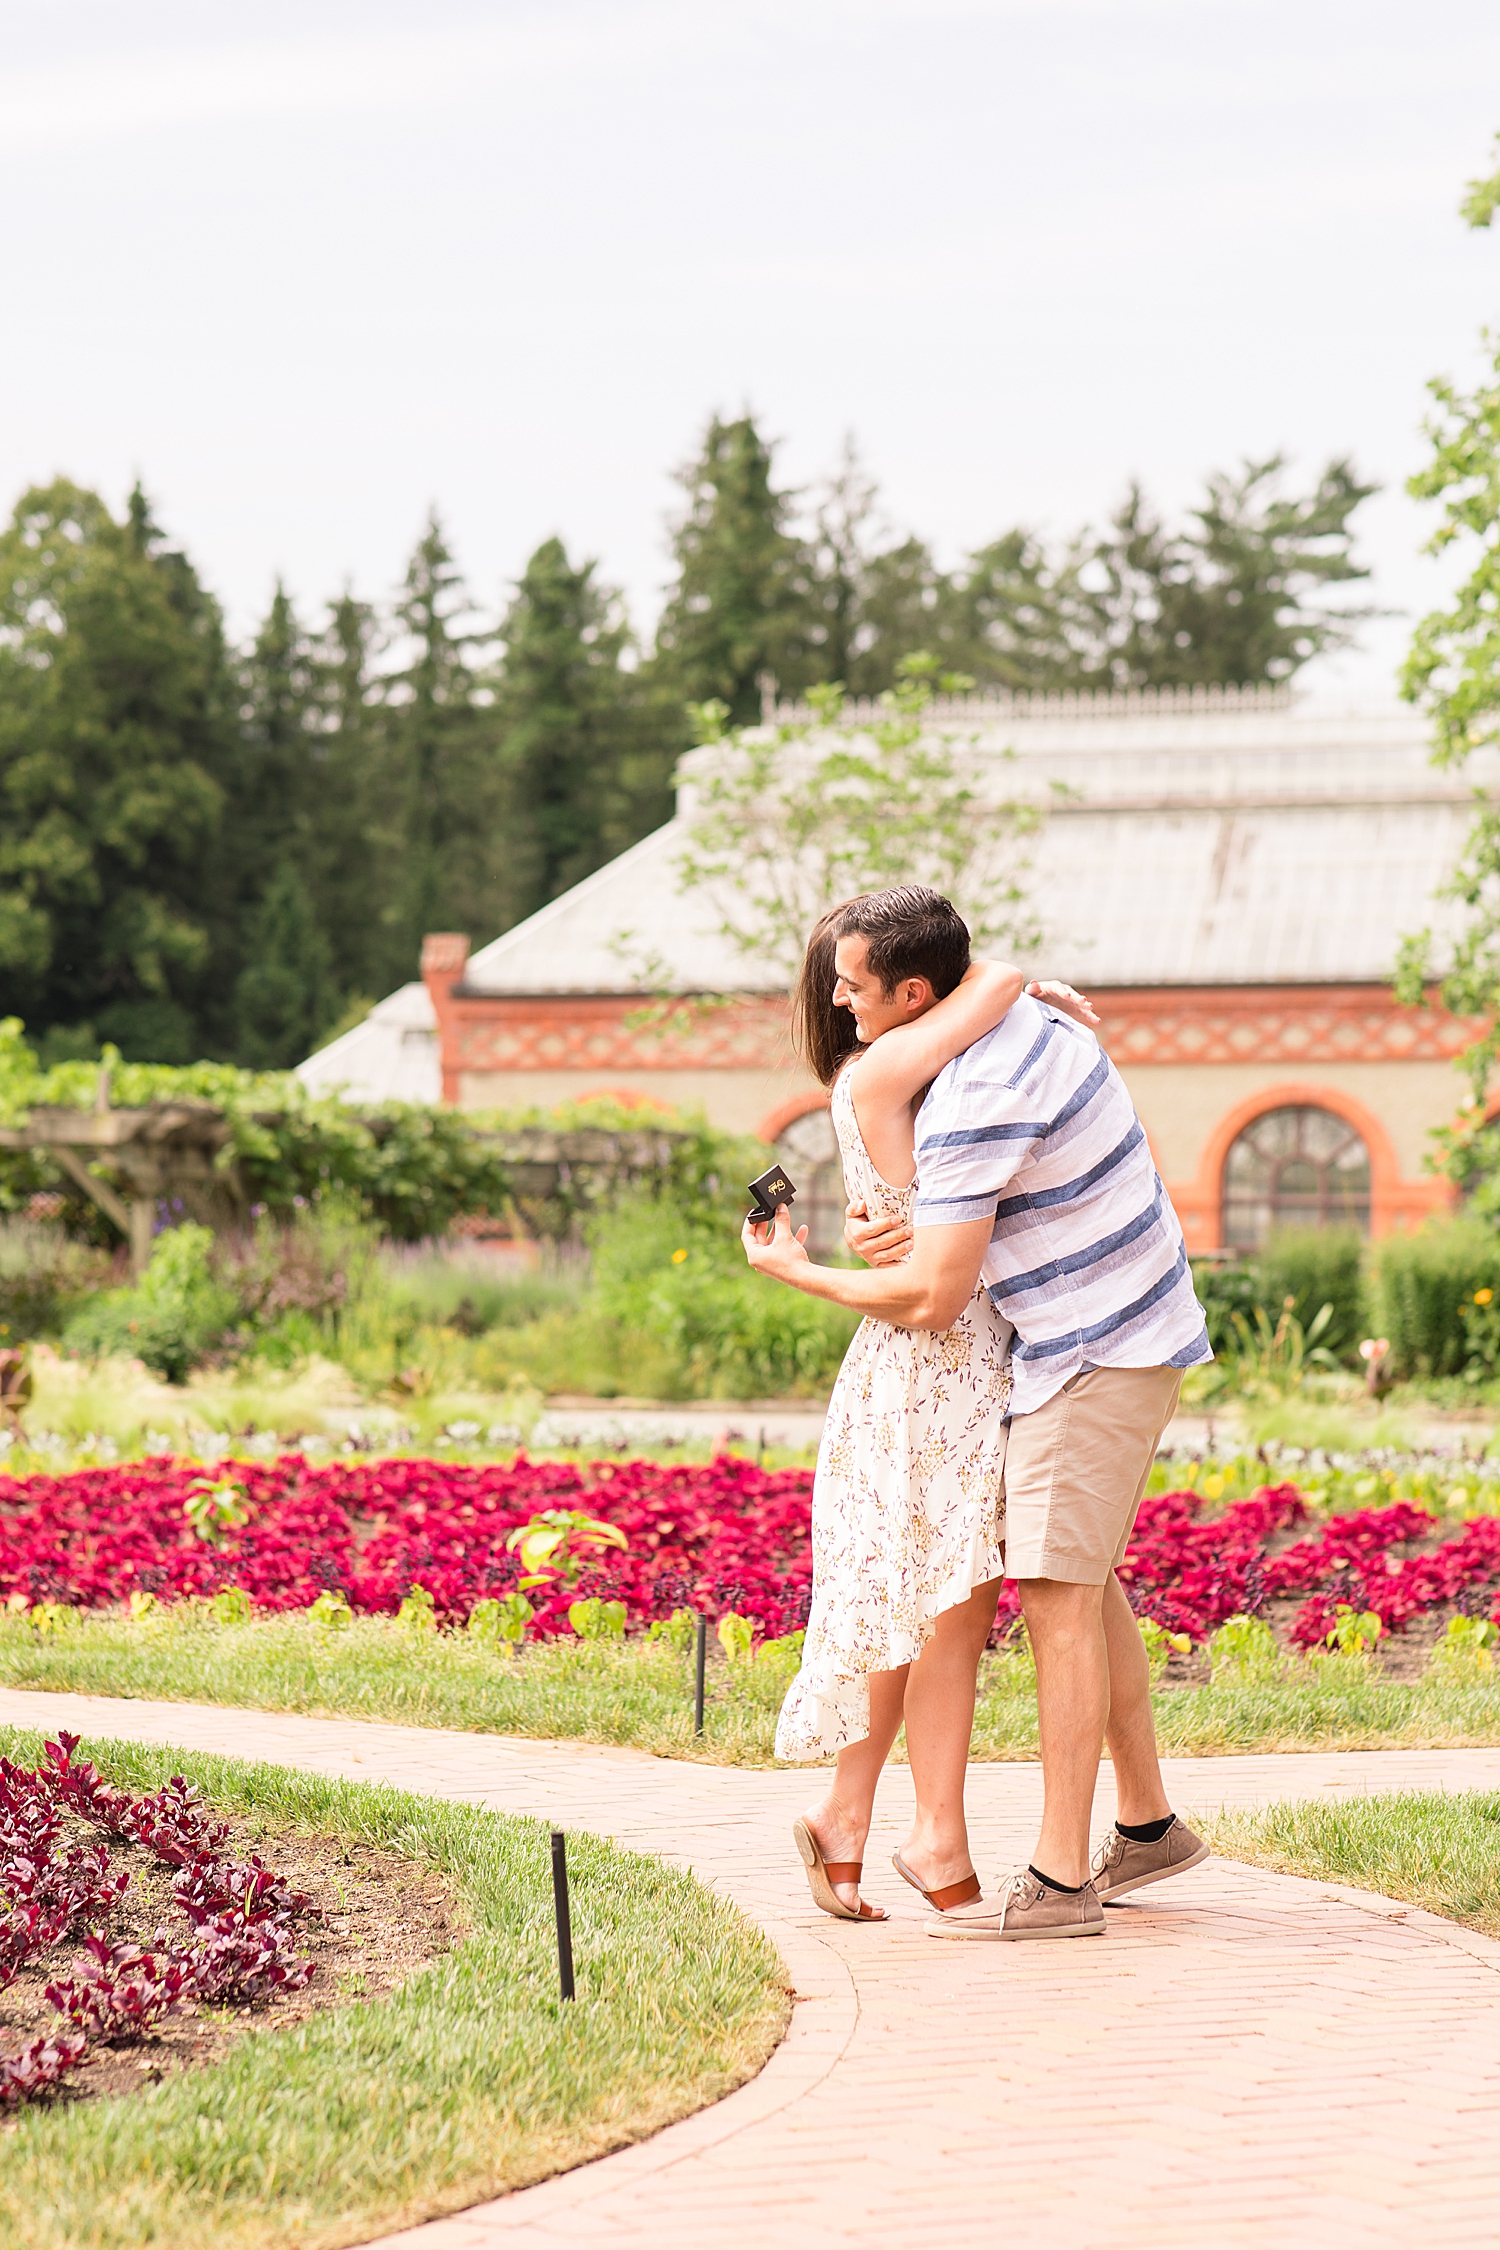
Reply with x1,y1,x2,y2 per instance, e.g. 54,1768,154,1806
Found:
834,886,971,999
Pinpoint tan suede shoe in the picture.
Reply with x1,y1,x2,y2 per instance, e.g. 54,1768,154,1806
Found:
926,1867,1105,1941
1091,1816,1210,1904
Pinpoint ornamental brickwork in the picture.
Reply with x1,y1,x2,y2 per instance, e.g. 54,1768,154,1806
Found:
1096,986,1483,1069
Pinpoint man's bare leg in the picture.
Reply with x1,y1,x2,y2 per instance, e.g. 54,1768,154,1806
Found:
803,1666,909,1914
1101,1569,1171,1826
898,1577,1002,1896
1019,1577,1110,1887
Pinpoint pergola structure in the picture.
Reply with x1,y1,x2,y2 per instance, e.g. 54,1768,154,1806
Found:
0,1079,241,1277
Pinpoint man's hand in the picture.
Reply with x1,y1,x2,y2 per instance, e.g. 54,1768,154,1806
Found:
844,1197,914,1267
1028,979,1100,1029
742,1203,811,1280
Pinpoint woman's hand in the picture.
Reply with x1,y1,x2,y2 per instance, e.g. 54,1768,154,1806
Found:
742,1204,812,1281
1027,979,1100,1029
844,1196,914,1267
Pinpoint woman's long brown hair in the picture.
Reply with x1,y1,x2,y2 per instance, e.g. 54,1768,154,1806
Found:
793,899,865,1087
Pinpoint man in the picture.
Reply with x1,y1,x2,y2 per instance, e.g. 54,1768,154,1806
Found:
744,892,1214,1940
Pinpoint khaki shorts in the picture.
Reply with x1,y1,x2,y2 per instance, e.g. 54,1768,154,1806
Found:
1001,1364,1183,1586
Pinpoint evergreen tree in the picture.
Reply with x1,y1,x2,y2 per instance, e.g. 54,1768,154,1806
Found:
1089,457,1378,687
0,480,231,1060
371,513,502,987
232,858,334,1067
651,415,816,721
494,537,671,917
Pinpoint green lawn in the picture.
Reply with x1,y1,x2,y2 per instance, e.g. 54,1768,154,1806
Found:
0,1726,787,2250
6,1609,1500,1762
1208,1789,1500,1939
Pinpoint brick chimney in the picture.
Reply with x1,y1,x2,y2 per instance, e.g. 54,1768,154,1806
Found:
421,933,470,1105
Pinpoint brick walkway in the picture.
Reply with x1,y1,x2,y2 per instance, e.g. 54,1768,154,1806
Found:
3,1689,1500,2248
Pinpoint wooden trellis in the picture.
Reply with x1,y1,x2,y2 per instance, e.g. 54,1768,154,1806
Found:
0,1080,242,1278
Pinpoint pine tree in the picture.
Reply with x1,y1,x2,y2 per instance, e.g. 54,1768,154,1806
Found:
495,537,671,917
371,513,501,987
232,858,335,1068
0,480,232,1060
651,415,816,721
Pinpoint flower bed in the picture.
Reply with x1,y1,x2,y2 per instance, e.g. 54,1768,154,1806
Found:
0,1455,818,1640
0,1732,317,2109
4,1455,1500,1651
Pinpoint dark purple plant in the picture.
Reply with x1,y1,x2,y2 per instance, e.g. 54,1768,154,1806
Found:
46,1934,194,2041
181,1909,316,2004
0,1903,69,1992
0,2029,87,2105
40,1736,136,1838
173,1854,314,1924
125,1775,231,1867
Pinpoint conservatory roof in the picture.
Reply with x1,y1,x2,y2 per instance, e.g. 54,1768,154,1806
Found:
457,690,1490,996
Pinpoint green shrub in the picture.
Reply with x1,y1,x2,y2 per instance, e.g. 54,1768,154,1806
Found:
0,1219,113,1343
1370,1218,1499,1381
589,1191,858,1397
61,1223,239,1383
1190,1257,1260,1357
1256,1227,1366,1361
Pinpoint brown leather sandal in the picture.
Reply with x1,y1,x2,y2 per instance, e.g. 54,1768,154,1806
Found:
891,1850,982,1913
793,1817,887,1921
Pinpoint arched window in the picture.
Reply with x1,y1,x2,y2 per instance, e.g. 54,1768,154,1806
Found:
1221,1105,1371,1253
775,1107,845,1259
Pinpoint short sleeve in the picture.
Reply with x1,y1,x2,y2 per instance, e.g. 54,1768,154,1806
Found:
913,1059,1043,1226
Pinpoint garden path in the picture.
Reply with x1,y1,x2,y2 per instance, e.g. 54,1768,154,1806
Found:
2,1688,1499,2249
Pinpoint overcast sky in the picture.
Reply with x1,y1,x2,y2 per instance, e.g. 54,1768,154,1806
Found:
4,0,1498,698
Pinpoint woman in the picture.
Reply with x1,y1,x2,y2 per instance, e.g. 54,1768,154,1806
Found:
772,892,1094,1923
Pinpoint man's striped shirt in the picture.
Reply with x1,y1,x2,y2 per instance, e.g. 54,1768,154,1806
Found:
913,995,1212,1417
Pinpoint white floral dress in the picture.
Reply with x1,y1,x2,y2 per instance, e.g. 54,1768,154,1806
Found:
775,1057,1013,1762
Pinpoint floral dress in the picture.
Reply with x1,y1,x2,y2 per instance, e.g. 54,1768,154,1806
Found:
775,1056,1013,1762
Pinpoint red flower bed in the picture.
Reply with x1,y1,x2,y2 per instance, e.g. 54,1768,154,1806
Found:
0,1455,817,1640
4,1456,1500,1649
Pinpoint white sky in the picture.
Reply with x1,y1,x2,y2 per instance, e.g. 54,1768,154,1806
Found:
4,0,1498,697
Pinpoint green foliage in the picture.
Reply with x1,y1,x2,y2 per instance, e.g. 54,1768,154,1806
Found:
588,1190,859,1396
396,1583,438,1634
1188,1256,1261,1357
1136,1617,1191,1679
672,655,1039,983
1322,1603,1384,1656
61,1223,238,1383
646,1608,698,1652
233,859,336,1069
1396,142,1500,1141
208,1586,253,1626
504,1509,629,1592
467,1593,534,1650
1369,1219,1497,1381
716,1612,755,1662
1256,1227,1366,1360
0,1219,113,1343
307,1589,352,1631
1207,1613,1280,1684
183,1475,250,1543
568,1596,627,1642
494,537,674,918
651,415,817,723
0,481,232,1059
1223,1297,1340,1397
1428,1614,1499,1678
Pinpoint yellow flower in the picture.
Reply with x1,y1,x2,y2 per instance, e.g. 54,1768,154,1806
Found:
671,1248,688,1264
1476,1289,1494,1305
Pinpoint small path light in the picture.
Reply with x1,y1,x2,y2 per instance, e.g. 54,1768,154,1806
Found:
694,1615,707,1736
550,1830,575,2002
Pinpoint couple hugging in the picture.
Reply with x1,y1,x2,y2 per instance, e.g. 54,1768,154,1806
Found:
742,884,1215,1941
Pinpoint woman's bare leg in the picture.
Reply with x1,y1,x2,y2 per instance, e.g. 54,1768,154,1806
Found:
898,1578,1003,1895
803,1666,909,1913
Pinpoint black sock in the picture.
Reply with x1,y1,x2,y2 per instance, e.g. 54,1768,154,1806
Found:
1116,1815,1175,1844
1028,1864,1086,1894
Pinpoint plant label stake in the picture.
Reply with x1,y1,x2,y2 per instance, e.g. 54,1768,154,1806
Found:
694,1614,707,1736
551,1830,575,2002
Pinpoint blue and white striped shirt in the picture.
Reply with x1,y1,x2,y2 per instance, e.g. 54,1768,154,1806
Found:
913,996,1212,1417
